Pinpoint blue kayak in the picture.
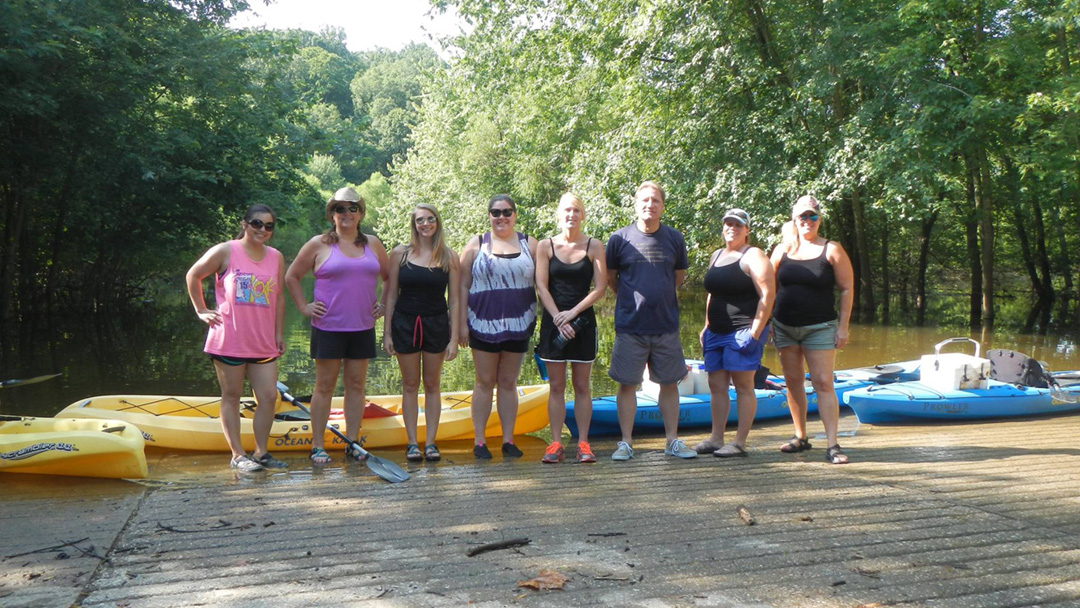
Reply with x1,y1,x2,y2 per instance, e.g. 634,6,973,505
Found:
565,377,871,437
844,373,1080,424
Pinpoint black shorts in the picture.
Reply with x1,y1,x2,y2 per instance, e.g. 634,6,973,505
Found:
470,335,532,354
209,354,279,366
309,327,377,360
537,314,597,363
391,310,451,354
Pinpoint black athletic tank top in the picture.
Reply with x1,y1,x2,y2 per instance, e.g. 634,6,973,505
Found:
774,242,837,326
396,254,450,317
703,249,758,333
545,238,595,320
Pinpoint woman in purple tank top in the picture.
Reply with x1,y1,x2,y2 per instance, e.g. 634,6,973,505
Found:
769,195,854,464
186,204,286,474
285,187,389,465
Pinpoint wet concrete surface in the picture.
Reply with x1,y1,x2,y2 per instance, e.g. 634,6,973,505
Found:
4,411,1080,607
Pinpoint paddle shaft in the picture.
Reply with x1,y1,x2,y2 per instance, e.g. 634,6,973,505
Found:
275,382,409,483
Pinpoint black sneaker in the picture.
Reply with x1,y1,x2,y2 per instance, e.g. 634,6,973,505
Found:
473,443,492,459
501,442,523,458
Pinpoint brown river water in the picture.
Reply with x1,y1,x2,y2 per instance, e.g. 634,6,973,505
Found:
1,286,1078,418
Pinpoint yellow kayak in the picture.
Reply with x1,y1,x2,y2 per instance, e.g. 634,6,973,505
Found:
56,385,550,452
0,416,148,479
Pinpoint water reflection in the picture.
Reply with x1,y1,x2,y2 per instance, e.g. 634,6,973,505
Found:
2,286,1078,417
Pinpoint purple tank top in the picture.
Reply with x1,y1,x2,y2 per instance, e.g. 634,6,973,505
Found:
312,243,380,332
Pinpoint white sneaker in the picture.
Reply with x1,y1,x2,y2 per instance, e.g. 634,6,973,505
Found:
665,438,698,459
611,441,634,461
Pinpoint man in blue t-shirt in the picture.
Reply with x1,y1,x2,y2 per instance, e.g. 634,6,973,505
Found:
605,181,697,460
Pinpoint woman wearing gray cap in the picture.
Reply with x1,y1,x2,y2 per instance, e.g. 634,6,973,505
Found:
770,195,854,464
694,208,775,458
285,187,389,465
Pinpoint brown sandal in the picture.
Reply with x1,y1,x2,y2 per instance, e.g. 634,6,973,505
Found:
780,436,812,453
826,445,849,464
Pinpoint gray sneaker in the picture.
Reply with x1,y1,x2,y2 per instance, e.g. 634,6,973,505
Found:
611,441,634,461
255,452,288,469
665,438,698,459
230,454,264,473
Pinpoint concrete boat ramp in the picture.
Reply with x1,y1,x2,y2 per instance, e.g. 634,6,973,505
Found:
4,412,1080,607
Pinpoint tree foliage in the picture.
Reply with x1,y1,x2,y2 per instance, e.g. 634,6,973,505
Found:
397,0,1080,331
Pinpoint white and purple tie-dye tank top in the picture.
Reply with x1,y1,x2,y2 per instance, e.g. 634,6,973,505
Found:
467,231,537,343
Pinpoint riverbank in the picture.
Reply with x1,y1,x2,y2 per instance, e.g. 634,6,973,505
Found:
5,411,1080,607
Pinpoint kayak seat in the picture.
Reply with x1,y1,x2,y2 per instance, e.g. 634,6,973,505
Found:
988,349,1051,388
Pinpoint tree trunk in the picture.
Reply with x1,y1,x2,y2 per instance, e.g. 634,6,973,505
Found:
915,209,938,327
975,147,995,329
849,188,875,323
880,213,890,324
964,155,982,328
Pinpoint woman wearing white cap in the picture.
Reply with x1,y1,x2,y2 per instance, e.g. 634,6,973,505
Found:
770,195,854,464
694,208,775,458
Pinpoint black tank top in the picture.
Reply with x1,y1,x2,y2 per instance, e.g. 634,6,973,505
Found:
774,242,837,326
545,238,595,321
702,249,758,333
396,254,450,317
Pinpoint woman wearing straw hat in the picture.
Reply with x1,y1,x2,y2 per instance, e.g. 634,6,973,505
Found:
285,187,389,465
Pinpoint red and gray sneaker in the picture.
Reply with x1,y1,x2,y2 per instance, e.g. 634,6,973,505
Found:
576,440,596,463
541,441,564,464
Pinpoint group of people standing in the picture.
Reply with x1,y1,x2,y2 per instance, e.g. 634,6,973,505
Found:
186,181,852,473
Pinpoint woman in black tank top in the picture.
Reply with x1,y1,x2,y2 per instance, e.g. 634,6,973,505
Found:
535,193,608,464
693,208,775,458
769,195,854,464
383,204,460,463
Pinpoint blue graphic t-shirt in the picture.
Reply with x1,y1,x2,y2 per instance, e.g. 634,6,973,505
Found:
605,223,688,334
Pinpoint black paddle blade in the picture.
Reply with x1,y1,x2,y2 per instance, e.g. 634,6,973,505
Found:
0,373,61,389
276,381,409,484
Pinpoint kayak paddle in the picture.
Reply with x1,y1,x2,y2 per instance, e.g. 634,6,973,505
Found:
0,373,61,389
276,381,409,483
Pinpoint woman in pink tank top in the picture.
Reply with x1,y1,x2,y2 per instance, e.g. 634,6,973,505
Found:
285,187,389,465
186,204,286,474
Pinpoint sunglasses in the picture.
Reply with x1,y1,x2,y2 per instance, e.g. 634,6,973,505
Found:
798,213,820,222
489,208,514,218
414,216,438,225
334,204,360,214
247,218,275,231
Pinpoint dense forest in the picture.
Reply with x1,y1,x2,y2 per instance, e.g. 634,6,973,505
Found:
2,0,1078,335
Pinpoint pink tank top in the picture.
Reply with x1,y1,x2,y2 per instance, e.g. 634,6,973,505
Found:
204,240,282,358
312,242,380,332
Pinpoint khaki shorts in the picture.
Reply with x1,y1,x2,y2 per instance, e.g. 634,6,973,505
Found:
608,331,687,386
772,319,837,350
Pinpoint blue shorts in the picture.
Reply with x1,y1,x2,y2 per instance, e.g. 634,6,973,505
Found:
702,325,770,372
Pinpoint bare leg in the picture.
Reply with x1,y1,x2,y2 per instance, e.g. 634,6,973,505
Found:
495,351,526,443
570,361,593,442
657,382,682,444
397,352,422,445
471,349,499,444
247,360,279,459
311,359,342,452
545,361,568,439
616,382,638,444
705,369,733,446
729,369,757,447
420,350,446,446
341,358,370,443
778,345,809,441
805,348,844,455
213,361,248,459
